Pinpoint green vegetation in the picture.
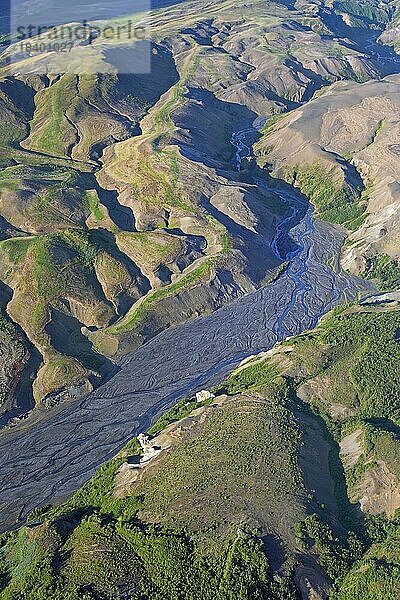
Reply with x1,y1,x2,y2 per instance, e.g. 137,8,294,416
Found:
0,44,238,400
1,1,400,595
0,163,76,183
133,398,302,531
0,312,26,404
365,254,400,291
0,90,28,149
34,355,87,402
59,517,144,598
268,261,289,284
0,395,302,599
259,112,286,138
333,0,392,26
26,73,78,157
371,432,400,482
289,308,400,421
117,230,181,265
153,52,200,133
0,313,23,352
162,149,193,213
95,252,128,292
301,514,363,581
345,456,373,496
286,164,366,229
0,229,111,400
148,396,214,435
84,190,103,223
332,528,400,599
154,81,185,130
322,310,400,419
31,237,66,301
364,512,400,545
108,259,212,333
371,119,385,141
0,524,62,600
285,304,400,595
58,229,99,269
0,237,34,265
205,215,232,253
0,162,91,233
212,360,281,396
2,303,400,598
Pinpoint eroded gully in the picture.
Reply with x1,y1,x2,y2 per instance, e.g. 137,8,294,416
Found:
0,127,373,529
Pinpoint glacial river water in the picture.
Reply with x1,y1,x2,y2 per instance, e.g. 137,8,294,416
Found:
0,128,372,530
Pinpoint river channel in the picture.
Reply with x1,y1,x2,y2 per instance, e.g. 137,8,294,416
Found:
0,126,372,529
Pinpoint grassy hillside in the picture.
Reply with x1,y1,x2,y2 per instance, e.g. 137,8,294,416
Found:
1,300,399,598
0,394,305,599
332,527,400,599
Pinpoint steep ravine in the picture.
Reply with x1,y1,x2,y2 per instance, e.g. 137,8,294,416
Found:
0,127,373,529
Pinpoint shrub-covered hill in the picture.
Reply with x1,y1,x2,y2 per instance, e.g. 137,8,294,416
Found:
1,300,399,599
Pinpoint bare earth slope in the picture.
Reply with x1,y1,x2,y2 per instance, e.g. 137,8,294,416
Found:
255,75,400,275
